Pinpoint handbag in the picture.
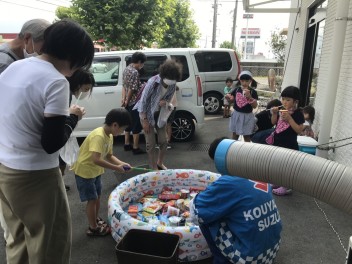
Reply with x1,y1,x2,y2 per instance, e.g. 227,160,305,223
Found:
155,103,174,128
59,136,80,166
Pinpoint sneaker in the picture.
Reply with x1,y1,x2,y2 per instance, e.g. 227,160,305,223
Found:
132,148,146,155
167,143,172,149
124,144,132,151
155,145,160,149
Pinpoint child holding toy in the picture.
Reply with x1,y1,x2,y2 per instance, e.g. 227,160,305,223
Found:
266,86,305,195
72,108,132,236
226,71,258,142
223,77,233,118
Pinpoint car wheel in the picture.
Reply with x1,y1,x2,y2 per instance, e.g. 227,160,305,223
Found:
171,114,195,142
203,93,222,114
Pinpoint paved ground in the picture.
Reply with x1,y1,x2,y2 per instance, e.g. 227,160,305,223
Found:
1,114,352,263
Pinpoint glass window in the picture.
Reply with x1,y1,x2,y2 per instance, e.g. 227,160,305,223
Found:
91,57,121,86
126,55,167,83
194,51,232,72
171,55,190,81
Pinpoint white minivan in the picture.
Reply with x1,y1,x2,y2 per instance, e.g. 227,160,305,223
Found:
73,48,239,141
73,48,205,142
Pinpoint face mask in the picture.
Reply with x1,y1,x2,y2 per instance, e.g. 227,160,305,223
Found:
163,78,177,86
23,39,38,58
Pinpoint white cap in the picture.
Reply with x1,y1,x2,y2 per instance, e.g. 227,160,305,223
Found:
239,70,253,79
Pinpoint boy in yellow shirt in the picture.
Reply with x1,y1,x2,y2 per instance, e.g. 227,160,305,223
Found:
72,108,132,236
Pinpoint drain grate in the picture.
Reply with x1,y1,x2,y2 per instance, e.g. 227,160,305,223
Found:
188,143,210,152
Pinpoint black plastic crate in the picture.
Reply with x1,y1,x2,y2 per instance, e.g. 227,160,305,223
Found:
115,229,180,264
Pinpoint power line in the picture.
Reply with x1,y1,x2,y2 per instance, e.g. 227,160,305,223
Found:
0,0,71,12
0,0,54,12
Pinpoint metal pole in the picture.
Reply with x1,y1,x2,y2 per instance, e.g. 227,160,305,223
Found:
231,0,238,48
244,18,249,59
212,0,218,48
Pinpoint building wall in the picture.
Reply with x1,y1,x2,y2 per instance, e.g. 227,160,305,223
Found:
281,0,307,88
285,0,352,166
328,1,352,164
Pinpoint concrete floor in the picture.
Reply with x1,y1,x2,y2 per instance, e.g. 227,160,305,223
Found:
1,114,352,264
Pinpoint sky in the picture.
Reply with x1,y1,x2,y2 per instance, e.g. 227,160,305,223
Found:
0,0,289,58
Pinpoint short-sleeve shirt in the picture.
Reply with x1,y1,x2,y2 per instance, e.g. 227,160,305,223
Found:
72,127,113,179
231,87,258,113
0,57,69,170
122,64,141,106
273,109,305,150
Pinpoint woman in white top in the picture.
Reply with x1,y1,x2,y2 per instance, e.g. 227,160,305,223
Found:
0,19,94,264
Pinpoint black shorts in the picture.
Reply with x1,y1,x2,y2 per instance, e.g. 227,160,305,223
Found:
125,104,142,134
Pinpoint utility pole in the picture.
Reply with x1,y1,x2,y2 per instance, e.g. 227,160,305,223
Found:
212,0,218,48
231,0,238,49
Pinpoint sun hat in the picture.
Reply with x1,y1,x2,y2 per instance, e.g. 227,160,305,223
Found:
238,70,253,80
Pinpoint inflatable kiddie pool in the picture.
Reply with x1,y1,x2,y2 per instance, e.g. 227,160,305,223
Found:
108,169,220,262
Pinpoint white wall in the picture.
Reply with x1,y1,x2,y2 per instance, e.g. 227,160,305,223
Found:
284,0,352,166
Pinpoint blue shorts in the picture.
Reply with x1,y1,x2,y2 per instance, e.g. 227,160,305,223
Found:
75,175,102,202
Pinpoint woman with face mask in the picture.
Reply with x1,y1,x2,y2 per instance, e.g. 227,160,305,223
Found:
134,59,182,170
59,68,95,191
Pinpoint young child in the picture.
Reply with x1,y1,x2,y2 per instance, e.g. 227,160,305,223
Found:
251,99,282,144
226,70,258,142
60,69,95,191
72,108,132,236
266,86,305,195
300,105,315,138
223,77,233,118
189,137,282,264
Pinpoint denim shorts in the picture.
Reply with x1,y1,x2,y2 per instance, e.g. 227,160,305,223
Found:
75,175,102,202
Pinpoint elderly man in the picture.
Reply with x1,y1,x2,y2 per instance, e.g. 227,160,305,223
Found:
0,18,50,73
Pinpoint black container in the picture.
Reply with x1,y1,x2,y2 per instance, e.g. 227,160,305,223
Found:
115,229,180,264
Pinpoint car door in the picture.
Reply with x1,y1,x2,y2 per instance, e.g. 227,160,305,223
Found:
73,55,122,136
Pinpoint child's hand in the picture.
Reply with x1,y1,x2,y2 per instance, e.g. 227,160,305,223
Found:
122,165,132,172
271,107,280,114
116,164,128,173
280,111,292,122
243,89,250,98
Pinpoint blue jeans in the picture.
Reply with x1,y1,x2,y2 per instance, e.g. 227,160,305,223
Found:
75,175,102,202
199,224,232,264
250,128,274,144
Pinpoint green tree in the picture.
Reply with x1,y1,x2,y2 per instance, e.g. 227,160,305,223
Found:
56,0,199,50
159,0,199,48
55,6,80,22
267,29,287,65
57,0,174,50
219,41,241,60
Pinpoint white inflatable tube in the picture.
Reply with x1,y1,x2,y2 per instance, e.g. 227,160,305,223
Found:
108,169,220,262
214,139,352,215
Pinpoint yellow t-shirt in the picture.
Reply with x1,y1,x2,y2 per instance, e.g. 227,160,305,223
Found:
72,127,113,179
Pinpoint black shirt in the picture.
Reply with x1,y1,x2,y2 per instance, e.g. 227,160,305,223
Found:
231,87,258,113
273,109,304,150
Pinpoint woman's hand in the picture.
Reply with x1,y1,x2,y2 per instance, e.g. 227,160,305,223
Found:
69,105,86,120
159,100,167,107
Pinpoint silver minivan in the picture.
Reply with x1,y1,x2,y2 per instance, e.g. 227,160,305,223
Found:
194,49,240,114
73,48,205,142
